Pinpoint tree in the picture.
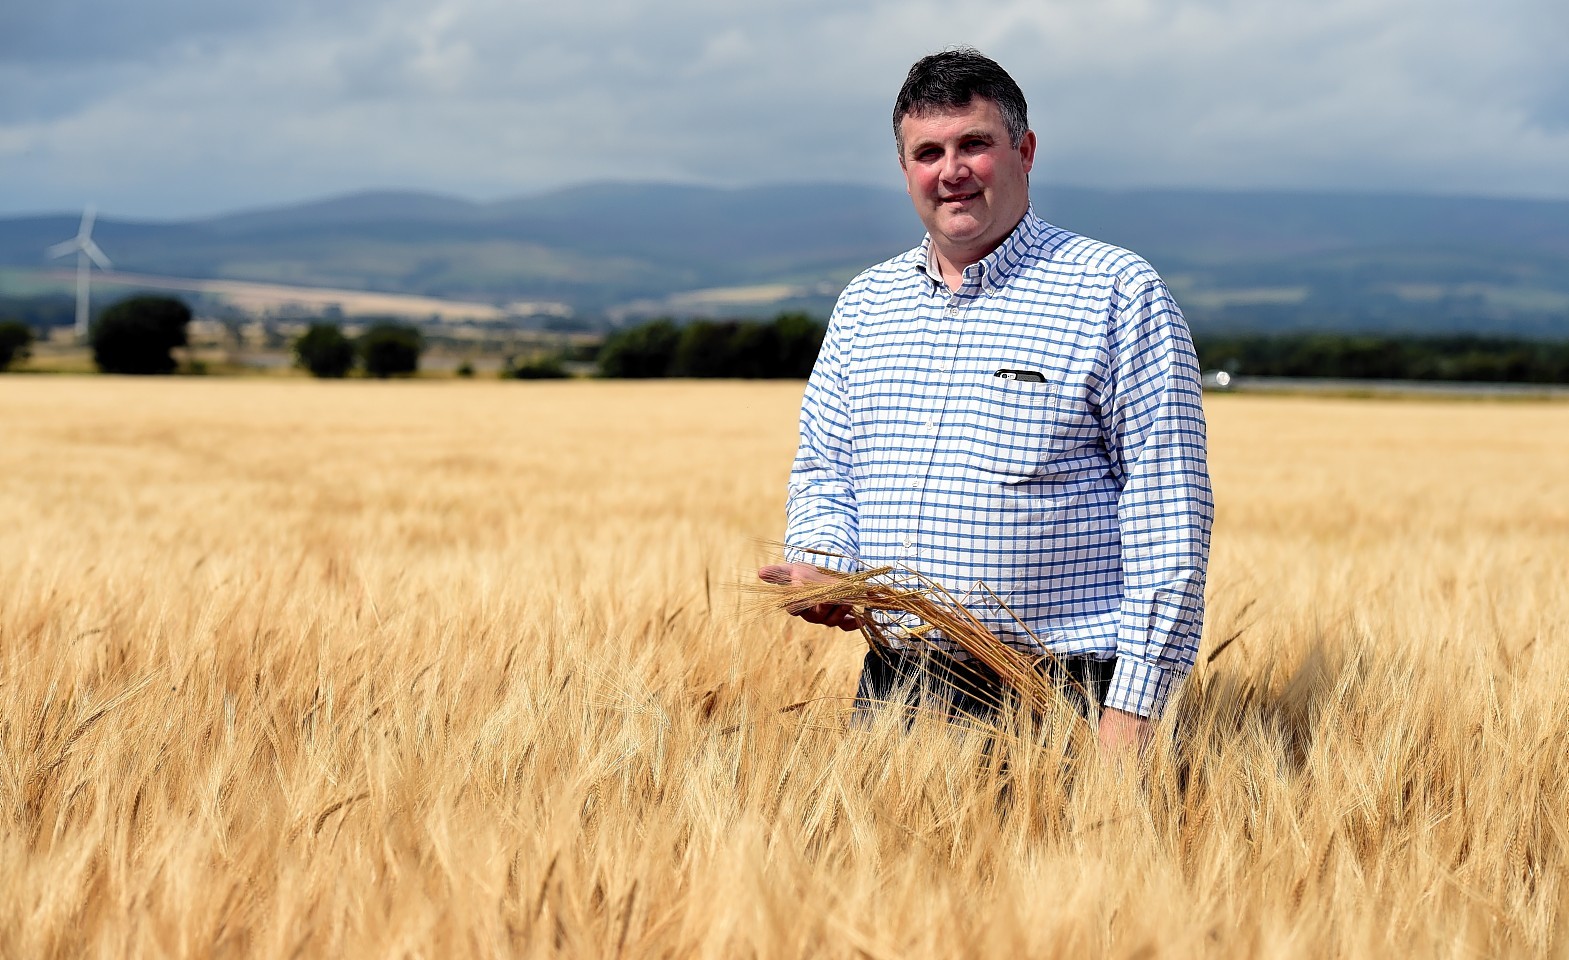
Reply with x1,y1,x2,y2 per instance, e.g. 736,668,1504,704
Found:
771,312,827,378
597,319,680,378
294,323,356,378
1190,333,1569,384
506,354,570,380
727,320,784,378
0,320,33,372
92,296,191,375
596,314,829,379
672,320,741,377
359,322,423,378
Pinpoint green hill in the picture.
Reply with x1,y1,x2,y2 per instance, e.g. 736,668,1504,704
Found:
3,183,1567,334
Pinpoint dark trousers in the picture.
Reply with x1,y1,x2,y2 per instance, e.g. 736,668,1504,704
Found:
853,645,1114,727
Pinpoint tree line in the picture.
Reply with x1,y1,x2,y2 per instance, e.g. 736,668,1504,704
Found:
0,295,431,377
597,313,826,379
293,322,424,378
5,294,1566,385
0,297,198,375
593,319,1569,384
1193,333,1569,384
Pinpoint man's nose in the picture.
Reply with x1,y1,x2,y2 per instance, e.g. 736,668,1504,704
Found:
939,151,970,184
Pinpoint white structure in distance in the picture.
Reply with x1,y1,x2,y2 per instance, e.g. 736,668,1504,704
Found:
47,206,113,340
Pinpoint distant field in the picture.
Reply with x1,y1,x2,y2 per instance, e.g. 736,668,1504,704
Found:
15,267,571,321
0,380,1565,957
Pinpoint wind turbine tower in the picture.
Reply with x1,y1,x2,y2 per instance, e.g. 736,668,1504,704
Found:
48,206,113,340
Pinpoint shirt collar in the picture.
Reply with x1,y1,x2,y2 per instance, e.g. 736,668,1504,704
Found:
915,206,1046,294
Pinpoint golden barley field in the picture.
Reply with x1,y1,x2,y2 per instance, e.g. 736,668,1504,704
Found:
1,377,1566,958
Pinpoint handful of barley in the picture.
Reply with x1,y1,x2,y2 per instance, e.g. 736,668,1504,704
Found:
752,558,1090,720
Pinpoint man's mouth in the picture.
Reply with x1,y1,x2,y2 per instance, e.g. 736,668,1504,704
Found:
939,191,980,204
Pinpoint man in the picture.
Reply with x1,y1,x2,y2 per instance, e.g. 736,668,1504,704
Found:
759,49,1213,750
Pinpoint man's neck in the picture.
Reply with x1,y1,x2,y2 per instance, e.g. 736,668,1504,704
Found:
928,211,1029,292
928,246,970,293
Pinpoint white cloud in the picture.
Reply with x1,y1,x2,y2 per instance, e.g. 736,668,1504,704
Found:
1,0,1565,217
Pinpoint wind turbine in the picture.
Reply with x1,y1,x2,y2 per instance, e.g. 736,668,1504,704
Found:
48,206,113,340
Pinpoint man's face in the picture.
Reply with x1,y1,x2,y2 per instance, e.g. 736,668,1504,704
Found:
898,97,1036,265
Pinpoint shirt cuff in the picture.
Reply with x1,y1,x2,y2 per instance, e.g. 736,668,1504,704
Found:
1105,658,1178,719
782,544,861,574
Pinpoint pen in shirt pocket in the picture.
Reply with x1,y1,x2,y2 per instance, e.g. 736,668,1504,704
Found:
994,368,1046,382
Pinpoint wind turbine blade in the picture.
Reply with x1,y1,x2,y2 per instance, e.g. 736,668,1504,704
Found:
79,205,97,240
48,239,80,259
81,239,112,270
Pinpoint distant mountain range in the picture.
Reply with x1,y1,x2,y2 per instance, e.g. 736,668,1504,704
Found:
3,182,1567,335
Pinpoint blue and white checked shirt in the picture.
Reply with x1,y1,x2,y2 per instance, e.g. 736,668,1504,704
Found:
785,209,1214,718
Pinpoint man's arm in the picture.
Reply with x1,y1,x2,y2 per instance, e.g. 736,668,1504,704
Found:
781,307,861,574
1097,270,1215,726
760,306,863,629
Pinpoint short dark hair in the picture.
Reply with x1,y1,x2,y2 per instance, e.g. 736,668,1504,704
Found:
892,48,1029,154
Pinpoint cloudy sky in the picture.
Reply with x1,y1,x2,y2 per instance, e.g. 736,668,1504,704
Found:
3,0,1567,219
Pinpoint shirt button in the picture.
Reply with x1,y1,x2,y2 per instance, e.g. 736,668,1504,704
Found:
902,537,914,548
937,363,951,374
908,478,920,488
925,418,937,429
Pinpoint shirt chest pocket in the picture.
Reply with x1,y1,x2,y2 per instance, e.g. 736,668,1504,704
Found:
953,376,1084,480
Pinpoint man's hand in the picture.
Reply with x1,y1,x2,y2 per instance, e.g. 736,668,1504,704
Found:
758,562,861,632
1097,706,1152,752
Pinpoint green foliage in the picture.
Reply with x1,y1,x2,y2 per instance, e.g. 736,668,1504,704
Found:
0,320,33,371
506,354,570,380
1194,334,1569,384
91,296,191,375
455,361,475,379
598,319,680,378
358,323,423,378
294,323,356,378
599,313,827,379
594,318,1567,384
772,312,828,378
672,321,749,377
561,340,602,364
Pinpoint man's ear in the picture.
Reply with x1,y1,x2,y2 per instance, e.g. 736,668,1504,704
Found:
1018,130,1037,175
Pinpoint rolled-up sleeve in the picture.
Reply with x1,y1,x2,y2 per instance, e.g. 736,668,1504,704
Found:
1097,272,1214,718
783,306,861,574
